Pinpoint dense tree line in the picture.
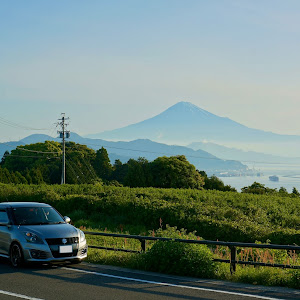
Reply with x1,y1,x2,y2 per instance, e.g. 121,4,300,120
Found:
0,142,205,189
198,171,236,192
241,182,300,197
1,141,299,196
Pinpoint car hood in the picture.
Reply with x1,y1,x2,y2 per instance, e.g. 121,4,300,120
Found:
17,223,79,239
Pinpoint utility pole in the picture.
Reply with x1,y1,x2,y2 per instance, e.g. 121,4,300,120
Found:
57,113,70,184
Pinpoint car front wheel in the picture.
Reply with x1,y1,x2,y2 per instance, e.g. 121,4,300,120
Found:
10,243,24,267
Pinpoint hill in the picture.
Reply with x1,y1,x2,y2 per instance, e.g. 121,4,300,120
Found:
0,133,247,174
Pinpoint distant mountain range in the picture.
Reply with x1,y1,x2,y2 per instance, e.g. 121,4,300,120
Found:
87,102,300,156
188,141,300,164
0,133,247,175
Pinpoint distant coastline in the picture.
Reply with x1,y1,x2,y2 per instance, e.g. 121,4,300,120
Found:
221,175,300,192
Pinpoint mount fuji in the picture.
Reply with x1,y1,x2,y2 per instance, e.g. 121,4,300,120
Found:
87,102,300,156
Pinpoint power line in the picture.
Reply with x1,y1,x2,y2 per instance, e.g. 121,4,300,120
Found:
17,147,61,154
65,153,88,184
67,145,98,181
66,162,83,184
2,155,60,159
47,124,59,139
65,158,82,184
0,116,50,131
0,141,61,154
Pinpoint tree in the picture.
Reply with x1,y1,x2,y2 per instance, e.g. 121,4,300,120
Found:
292,187,300,196
24,169,33,184
278,187,289,197
1,141,62,184
2,141,100,184
150,155,204,189
111,159,127,184
13,171,28,184
93,147,113,181
29,168,44,184
65,142,96,184
0,151,9,165
200,173,236,192
124,157,149,187
241,182,276,195
0,167,11,183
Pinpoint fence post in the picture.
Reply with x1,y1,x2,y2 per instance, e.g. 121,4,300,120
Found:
140,239,146,252
230,246,237,274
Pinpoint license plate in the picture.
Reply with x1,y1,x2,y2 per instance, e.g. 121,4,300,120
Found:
59,245,73,253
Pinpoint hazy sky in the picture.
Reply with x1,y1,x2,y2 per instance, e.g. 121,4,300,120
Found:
1,0,300,142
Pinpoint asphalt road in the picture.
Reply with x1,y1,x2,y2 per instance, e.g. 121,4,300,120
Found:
0,260,299,300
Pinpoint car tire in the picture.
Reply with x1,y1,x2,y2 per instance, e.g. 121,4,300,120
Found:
10,243,24,267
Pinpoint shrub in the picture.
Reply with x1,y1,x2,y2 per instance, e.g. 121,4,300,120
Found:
142,241,215,278
140,226,216,278
290,270,300,289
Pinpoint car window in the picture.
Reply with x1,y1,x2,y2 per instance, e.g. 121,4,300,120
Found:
0,210,9,223
12,207,65,225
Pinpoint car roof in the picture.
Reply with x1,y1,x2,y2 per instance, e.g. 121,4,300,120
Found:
0,202,51,208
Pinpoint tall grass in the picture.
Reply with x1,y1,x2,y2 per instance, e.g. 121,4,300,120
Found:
83,225,300,290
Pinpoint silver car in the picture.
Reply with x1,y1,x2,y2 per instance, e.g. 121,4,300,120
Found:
0,202,87,267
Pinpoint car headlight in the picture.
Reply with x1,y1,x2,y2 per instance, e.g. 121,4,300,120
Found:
23,232,44,244
79,230,85,243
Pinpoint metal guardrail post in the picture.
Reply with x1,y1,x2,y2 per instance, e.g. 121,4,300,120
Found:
230,246,237,274
140,239,146,252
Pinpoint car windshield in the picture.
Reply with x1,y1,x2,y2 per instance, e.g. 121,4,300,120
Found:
12,207,65,225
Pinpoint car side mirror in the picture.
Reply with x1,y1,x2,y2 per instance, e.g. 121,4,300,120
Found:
64,216,71,224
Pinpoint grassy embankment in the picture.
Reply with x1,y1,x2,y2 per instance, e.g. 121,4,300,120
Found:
0,183,299,289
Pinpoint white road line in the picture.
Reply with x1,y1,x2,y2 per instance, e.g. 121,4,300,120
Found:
0,290,44,300
63,267,284,300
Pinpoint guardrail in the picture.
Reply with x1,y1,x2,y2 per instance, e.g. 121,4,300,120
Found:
84,231,300,273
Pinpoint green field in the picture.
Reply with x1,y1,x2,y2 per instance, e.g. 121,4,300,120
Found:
1,183,299,244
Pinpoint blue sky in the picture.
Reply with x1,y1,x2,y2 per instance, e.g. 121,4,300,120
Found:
1,0,300,142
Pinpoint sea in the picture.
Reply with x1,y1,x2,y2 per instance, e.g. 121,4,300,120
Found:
221,175,300,193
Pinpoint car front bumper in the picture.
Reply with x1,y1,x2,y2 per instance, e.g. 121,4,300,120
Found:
22,241,88,263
